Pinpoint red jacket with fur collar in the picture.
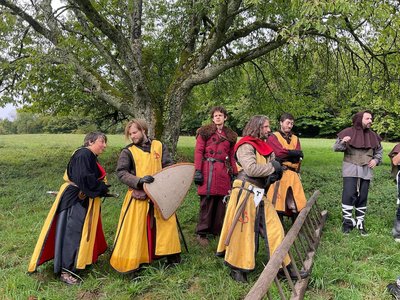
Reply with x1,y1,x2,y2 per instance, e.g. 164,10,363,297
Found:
194,124,238,196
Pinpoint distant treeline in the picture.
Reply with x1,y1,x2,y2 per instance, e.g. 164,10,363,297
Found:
3,111,398,142
0,112,125,135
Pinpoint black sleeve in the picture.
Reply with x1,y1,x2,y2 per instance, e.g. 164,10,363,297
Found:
68,148,108,198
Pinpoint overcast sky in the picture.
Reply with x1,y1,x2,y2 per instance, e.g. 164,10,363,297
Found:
0,104,17,120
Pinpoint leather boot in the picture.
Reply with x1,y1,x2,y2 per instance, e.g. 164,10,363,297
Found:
392,219,400,241
278,265,309,280
230,269,248,283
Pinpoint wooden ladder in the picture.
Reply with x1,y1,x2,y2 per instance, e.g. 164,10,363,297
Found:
245,190,327,300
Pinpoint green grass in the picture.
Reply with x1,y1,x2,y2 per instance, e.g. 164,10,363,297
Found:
0,134,399,299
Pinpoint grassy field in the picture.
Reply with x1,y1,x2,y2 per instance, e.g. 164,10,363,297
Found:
1,134,400,299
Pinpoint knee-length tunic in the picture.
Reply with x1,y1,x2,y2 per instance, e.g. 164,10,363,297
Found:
110,140,181,273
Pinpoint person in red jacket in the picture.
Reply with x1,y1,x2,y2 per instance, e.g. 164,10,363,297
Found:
194,106,238,246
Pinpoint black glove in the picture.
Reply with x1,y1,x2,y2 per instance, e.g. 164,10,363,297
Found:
194,170,204,185
99,183,110,196
287,150,304,163
270,160,283,182
230,174,237,184
138,175,155,188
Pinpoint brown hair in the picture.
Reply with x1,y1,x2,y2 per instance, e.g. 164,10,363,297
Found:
210,106,228,119
242,115,269,138
83,131,107,146
124,119,148,140
280,112,294,122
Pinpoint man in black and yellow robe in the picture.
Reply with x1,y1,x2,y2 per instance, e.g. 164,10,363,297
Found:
28,132,109,284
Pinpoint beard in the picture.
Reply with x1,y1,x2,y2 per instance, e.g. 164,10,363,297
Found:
132,134,146,145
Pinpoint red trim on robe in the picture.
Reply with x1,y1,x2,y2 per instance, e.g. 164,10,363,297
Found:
38,215,58,265
96,162,107,180
92,216,107,263
147,214,154,262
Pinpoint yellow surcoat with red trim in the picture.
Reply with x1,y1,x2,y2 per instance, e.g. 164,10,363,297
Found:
217,150,290,271
110,140,181,273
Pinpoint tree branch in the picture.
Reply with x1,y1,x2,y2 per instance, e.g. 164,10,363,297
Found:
71,8,133,92
53,50,137,117
70,0,152,110
197,0,242,69
187,36,287,86
222,21,280,46
70,0,139,71
129,0,142,62
249,61,279,104
0,0,57,44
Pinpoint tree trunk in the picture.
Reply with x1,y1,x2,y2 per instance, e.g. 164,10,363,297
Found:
161,84,191,157
132,98,156,138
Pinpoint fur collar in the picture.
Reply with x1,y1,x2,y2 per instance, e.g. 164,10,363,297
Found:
196,123,238,143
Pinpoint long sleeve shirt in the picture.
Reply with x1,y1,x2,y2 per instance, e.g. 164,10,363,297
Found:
236,143,275,178
333,138,383,180
116,139,173,189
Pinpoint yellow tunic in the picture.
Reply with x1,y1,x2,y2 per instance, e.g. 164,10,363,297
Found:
267,133,307,213
110,140,181,273
28,172,104,273
217,150,290,271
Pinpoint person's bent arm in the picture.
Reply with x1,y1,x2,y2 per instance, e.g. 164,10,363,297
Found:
371,144,383,166
116,148,140,188
333,137,349,152
236,144,274,177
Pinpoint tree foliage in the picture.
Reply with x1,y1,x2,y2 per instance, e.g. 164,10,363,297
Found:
1,0,400,151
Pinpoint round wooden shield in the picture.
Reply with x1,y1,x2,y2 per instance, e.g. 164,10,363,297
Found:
144,163,195,220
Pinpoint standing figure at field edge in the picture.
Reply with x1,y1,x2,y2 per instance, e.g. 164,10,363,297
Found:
110,119,181,274
217,115,308,282
193,106,238,246
333,110,382,235
388,143,400,241
28,132,110,285
267,113,307,223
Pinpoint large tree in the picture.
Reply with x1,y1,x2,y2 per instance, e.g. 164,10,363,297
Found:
1,0,399,153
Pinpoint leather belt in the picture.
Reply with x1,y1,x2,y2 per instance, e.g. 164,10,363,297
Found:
203,157,225,163
283,165,299,173
236,171,266,189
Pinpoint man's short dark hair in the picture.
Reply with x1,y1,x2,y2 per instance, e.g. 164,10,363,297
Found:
280,113,294,122
210,106,228,119
83,131,107,146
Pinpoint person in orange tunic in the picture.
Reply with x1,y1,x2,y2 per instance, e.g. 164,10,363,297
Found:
266,113,307,223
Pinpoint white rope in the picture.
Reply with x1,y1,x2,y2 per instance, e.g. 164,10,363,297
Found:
342,204,356,226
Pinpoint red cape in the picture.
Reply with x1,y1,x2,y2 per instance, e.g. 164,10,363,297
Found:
234,136,273,156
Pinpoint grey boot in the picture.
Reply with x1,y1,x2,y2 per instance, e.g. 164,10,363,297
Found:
392,219,400,241
387,276,400,299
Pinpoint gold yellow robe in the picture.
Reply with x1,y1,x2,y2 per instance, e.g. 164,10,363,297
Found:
217,151,290,271
110,140,181,273
28,172,107,273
